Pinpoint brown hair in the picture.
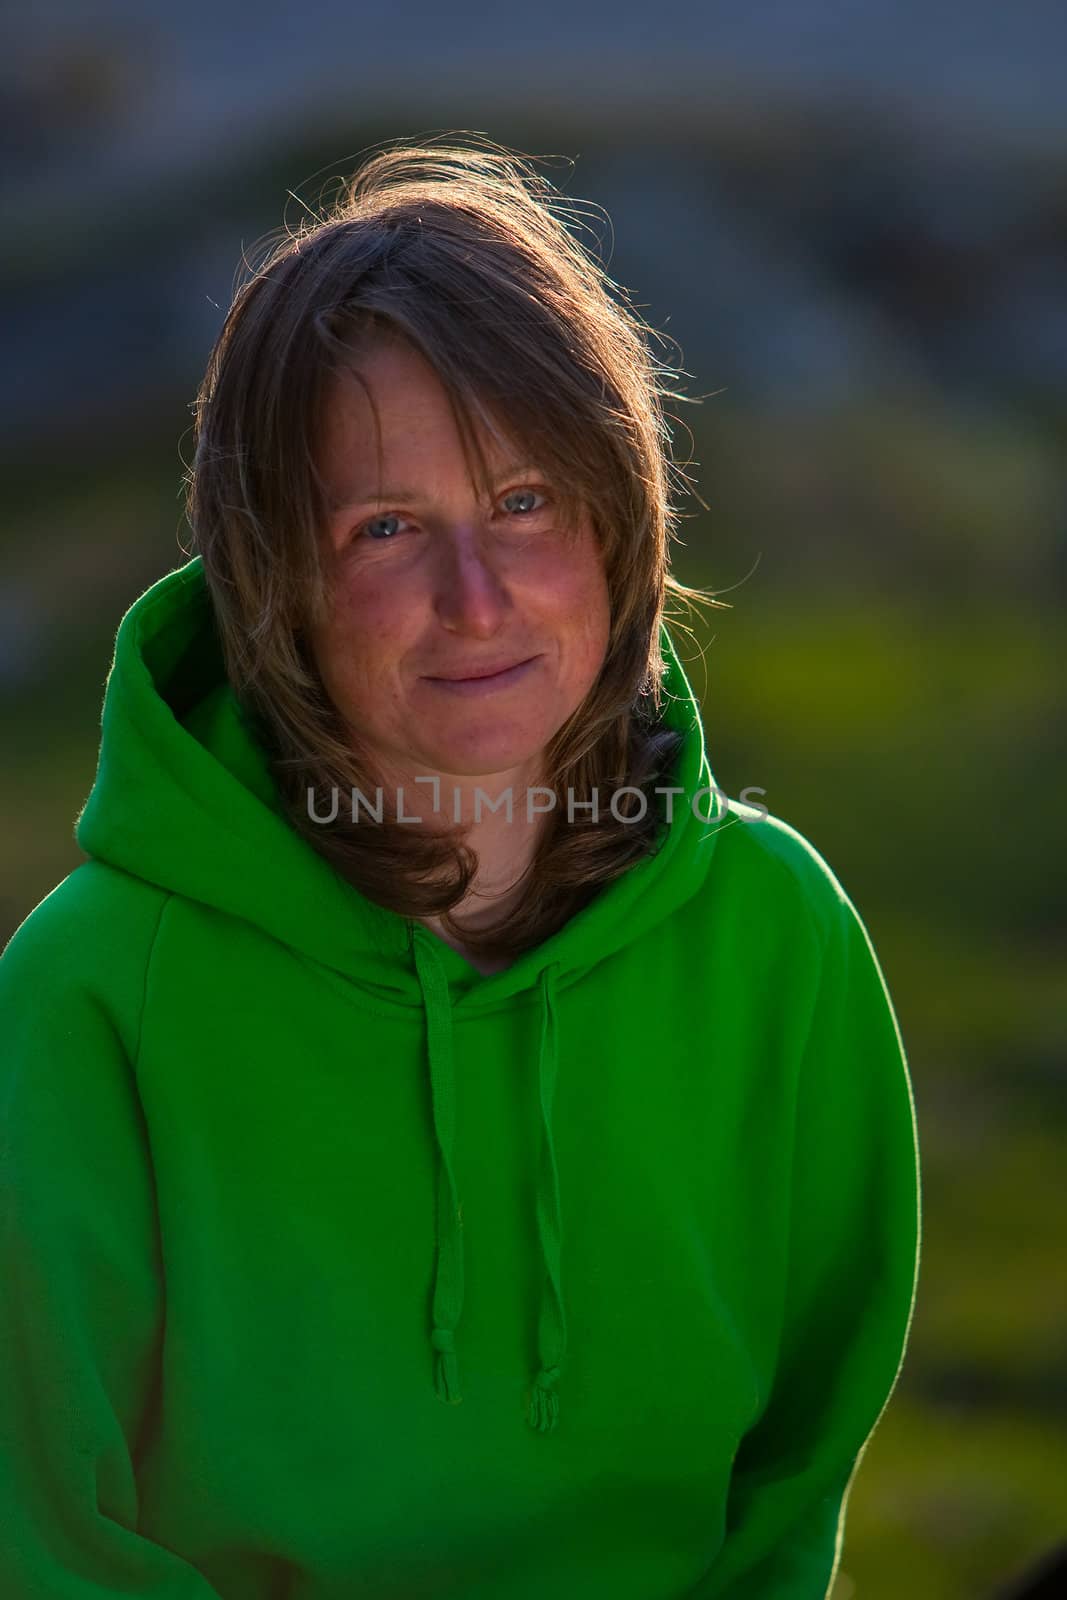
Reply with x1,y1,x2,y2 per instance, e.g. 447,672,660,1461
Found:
185,134,727,963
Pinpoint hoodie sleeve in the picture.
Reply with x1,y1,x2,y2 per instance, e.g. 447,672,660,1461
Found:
700,875,922,1600
0,886,224,1598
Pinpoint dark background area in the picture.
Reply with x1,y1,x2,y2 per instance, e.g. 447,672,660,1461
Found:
2,5,1065,1595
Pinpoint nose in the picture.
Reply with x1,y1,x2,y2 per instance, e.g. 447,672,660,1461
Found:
433,523,512,637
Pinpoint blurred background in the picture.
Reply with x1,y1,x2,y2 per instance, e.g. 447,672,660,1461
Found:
2,3,1065,1595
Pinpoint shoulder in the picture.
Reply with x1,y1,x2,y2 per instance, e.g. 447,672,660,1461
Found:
707,796,859,952
0,862,170,1064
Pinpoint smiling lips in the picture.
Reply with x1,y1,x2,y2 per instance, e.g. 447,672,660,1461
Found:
424,656,540,694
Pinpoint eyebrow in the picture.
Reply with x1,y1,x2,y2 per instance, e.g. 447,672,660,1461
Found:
328,464,545,515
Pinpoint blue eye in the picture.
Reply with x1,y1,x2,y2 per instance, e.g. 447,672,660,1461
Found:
501,487,548,516
361,513,408,542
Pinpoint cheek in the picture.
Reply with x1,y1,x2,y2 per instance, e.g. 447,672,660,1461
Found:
559,548,611,655
323,570,412,668
529,531,607,613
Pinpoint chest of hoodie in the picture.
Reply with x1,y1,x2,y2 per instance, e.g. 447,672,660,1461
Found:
130,889,808,1585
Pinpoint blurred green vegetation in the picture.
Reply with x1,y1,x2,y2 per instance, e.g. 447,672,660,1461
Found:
2,227,1064,1599
677,401,1067,1596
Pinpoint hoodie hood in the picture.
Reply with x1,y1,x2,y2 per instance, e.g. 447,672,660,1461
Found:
77,555,730,1433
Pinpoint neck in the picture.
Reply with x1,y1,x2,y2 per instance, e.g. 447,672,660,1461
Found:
379,761,551,954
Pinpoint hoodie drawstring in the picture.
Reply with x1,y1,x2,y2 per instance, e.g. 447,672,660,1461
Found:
412,929,565,1433
528,958,565,1432
412,933,464,1407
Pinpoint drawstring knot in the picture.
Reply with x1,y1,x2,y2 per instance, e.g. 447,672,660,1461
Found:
431,1326,461,1404
528,1364,562,1433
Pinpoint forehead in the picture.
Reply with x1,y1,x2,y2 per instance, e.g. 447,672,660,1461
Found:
317,339,523,506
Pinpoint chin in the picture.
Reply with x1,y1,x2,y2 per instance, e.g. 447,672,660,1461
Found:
428,749,542,784
407,729,543,779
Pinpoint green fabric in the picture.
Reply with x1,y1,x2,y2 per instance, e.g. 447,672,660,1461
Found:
0,556,921,1599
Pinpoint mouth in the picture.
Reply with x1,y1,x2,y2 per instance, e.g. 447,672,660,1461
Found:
423,656,541,693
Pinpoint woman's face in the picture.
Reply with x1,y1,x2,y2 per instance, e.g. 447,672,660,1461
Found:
310,336,612,794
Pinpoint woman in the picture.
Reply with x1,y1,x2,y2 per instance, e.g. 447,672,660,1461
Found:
0,139,921,1598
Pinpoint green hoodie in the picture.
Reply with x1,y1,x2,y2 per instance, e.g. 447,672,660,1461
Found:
0,557,920,1599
